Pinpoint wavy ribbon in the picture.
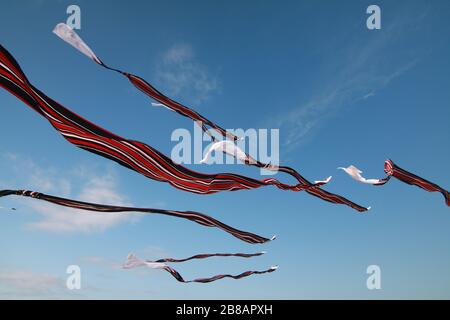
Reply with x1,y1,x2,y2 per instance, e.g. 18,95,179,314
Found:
123,252,277,283
0,189,273,244
51,24,368,212
339,159,449,206
338,165,388,185
53,23,238,142
0,44,334,198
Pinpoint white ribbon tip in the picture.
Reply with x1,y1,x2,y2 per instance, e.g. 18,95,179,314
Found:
315,176,332,184
270,235,277,241
122,253,143,269
339,165,384,185
366,206,371,211
151,102,174,112
53,23,101,64
202,140,248,164
270,265,279,270
52,22,67,33
260,251,267,255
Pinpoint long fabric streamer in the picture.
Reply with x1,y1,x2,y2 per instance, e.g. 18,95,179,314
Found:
123,252,277,283
0,44,334,198
53,23,238,142
52,23,368,212
0,189,273,244
339,159,449,206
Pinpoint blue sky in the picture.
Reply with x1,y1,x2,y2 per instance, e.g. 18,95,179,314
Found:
1,0,449,299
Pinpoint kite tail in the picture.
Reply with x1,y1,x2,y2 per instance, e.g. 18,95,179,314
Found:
52,23,328,184
0,190,17,197
271,164,369,212
0,189,273,244
123,252,277,284
200,141,368,212
51,23,371,212
339,160,449,207
53,23,238,141
169,266,278,284
154,252,266,263
384,159,449,207
1,44,353,204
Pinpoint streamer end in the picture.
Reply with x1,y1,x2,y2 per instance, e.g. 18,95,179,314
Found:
52,22,68,34
314,176,332,184
122,252,137,269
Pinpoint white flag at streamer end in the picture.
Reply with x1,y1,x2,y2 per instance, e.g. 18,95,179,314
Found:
123,253,166,270
201,140,250,164
151,102,176,112
53,23,102,64
338,165,385,185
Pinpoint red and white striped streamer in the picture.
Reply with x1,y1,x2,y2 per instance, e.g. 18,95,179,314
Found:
0,189,274,244
51,24,368,212
123,252,277,284
339,160,449,207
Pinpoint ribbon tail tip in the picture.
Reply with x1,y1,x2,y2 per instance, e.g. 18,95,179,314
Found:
314,176,332,184
270,235,277,241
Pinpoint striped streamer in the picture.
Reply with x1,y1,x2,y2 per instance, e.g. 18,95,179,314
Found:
0,44,334,197
53,23,237,141
339,159,449,206
51,24,368,212
0,189,273,244
123,252,277,283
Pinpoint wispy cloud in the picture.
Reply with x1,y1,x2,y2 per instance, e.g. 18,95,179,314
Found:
155,44,219,104
27,174,135,233
2,153,138,233
4,152,71,196
275,16,422,151
0,270,63,298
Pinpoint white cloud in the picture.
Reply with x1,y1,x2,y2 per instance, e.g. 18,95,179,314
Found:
279,62,416,150
2,154,137,233
4,152,72,196
274,18,421,151
0,270,63,297
155,44,219,104
27,173,135,233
